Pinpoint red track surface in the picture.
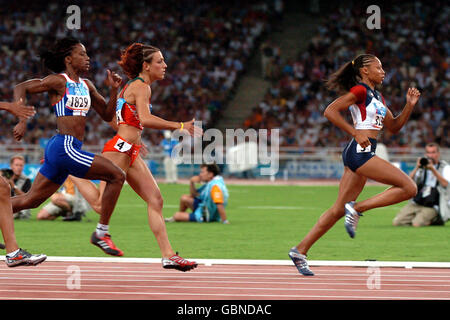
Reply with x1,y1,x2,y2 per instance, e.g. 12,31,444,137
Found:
0,261,449,300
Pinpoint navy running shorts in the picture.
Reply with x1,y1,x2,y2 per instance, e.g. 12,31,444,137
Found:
40,134,95,185
342,138,377,172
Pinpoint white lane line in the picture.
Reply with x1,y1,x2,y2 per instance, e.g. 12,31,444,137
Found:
1,281,450,295
0,276,450,287
1,269,450,279
0,289,446,300
4,264,450,276
2,274,450,285
2,256,449,269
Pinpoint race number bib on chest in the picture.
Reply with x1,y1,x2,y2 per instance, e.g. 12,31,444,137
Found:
66,83,91,111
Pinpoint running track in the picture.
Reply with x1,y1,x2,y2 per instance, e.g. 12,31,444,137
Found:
0,260,449,300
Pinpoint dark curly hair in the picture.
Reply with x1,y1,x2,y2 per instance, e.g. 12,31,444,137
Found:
39,37,81,73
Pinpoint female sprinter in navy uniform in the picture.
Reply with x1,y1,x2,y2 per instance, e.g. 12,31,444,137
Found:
11,37,127,256
70,43,202,271
289,54,421,276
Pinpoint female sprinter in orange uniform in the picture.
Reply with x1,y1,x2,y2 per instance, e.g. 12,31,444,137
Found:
71,43,202,271
12,37,127,257
0,99,47,266
288,54,421,276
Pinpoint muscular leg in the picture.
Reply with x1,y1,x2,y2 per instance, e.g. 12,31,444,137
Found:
353,156,417,213
69,175,103,214
82,154,126,225
296,167,367,255
126,156,175,258
0,178,19,253
11,173,61,212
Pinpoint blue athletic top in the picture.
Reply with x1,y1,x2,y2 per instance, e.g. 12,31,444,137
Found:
53,73,91,117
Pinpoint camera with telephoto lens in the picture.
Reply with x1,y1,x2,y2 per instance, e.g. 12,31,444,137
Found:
419,157,429,168
0,168,14,179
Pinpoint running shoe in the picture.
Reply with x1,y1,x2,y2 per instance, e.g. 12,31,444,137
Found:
288,247,314,276
344,201,363,238
90,232,123,256
5,248,47,267
162,252,198,272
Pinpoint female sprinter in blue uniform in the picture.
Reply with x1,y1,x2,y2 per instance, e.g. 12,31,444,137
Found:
11,37,126,256
289,54,421,276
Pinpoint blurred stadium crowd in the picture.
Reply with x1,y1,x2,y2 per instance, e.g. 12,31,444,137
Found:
244,1,449,150
0,0,448,154
0,0,279,147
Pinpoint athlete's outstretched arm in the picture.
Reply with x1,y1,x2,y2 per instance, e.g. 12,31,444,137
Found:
85,70,121,122
12,75,66,140
0,100,35,119
383,87,420,134
134,82,202,137
13,75,66,102
323,92,371,148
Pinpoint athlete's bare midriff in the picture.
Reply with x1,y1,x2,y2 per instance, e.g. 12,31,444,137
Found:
56,116,88,142
116,123,142,145
356,129,380,140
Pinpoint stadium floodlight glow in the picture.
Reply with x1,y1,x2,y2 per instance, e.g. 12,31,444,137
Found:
171,121,279,176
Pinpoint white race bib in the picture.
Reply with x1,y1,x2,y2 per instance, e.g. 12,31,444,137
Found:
114,138,132,152
356,144,372,153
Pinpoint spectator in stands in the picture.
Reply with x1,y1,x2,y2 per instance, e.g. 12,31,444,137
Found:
0,0,275,148
249,1,449,150
393,142,450,226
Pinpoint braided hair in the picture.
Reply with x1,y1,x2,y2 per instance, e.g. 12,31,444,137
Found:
326,54,377,94
117,43,160,79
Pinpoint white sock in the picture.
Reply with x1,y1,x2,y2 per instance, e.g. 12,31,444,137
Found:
6,249,20,257
96,223,109,238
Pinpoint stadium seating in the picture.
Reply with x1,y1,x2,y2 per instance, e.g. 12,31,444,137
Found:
0,0,277,147
245,1,449,150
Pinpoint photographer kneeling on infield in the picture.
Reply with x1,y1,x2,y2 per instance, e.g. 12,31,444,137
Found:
1,155,32,220
393,143,450,227
165,163,229,224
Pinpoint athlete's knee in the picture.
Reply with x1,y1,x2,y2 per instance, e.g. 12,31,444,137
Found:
329,206,345,219
109,167,126,185
404,181,417,199
149,193,164,212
